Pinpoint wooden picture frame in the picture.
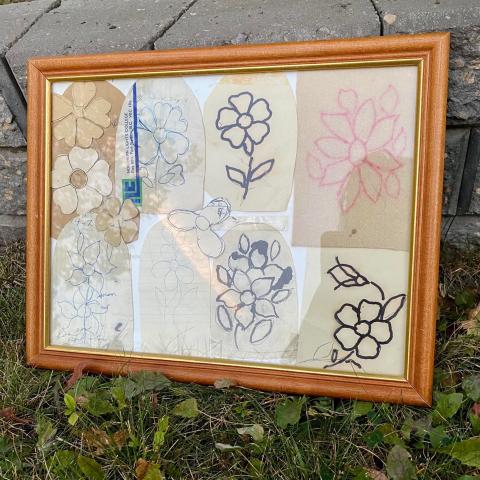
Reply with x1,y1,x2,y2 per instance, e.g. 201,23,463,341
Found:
26,32,449,406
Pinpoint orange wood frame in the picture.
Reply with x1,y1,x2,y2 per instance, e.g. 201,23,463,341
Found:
26,33,450,406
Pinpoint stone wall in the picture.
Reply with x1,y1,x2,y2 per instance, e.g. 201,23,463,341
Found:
0,0,479,245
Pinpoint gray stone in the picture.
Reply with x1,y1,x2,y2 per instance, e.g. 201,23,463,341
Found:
443,128,469,215
372,0,480,124
0,0,60,55
443,215,480,247
155,0,380,50
0,215,25,244
0,149,26,216
467,128,480,214
6,0,196,95
0,94,25,148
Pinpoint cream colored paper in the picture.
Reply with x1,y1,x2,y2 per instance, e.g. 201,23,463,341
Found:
115,78,205,213
204,73,297,211
139,219,211,357
211,223,298,362
51,212,134,350
51,81,125,238
293,67,418,250
297,248,409,376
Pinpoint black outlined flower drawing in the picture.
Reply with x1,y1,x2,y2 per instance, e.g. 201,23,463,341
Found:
168,198,231,258
216,92,272,156
215,233,293,348
324,257,406,370
215,91,275,200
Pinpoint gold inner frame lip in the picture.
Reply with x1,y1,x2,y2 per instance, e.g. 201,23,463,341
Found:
43,57,423,383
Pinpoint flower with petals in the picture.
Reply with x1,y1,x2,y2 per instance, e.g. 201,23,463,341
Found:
215,233,294,348
67,240,105,294
307,86,406,212
58,282,107,323
217,270,278,329
52,146,112,215
137,102,189,175
168,198,231,258
52,82,111,148
95,198,139,247
216,91,272,156
151,243,194,292
333,299,393,359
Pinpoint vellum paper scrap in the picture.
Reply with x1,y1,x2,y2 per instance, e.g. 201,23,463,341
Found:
293,66,418,250
50,213,134,351
211,223,298,363
115,78,205,214
204,73,297,211
51,81,125,238
296,248,409,377
139,219,211,357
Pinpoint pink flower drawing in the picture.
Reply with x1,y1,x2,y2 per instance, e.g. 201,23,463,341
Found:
306,86,407,212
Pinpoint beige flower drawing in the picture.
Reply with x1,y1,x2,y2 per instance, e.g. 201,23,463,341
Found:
95,198,139,246
52,147,112,215
52,82,111,148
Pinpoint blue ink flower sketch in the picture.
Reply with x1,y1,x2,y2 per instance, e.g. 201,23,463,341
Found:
215,233,293,348
216,91,275,200
137,102,190,187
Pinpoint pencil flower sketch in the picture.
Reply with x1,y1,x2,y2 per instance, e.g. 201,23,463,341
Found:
57,216,117,346
168,197,231,258
137,101,189,187
306,86,407,212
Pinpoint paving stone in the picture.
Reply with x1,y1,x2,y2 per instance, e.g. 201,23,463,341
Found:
372,0,480,124
156,0,380,50
6,0,195,94
0,0,60,55
443,215,480,247
0,149,26,216
0,94,25,148
443,128,469,215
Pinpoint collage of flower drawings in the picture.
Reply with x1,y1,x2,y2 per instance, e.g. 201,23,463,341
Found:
50,65,418,377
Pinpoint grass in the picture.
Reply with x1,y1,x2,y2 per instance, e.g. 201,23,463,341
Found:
1,241,480,479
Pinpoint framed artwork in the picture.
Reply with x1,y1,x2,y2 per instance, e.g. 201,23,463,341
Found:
26,33,450,405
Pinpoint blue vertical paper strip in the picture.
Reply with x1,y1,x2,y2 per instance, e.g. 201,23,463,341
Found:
122,82,143,205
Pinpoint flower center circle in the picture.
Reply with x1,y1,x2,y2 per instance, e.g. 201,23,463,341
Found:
153,127,167,143
82,264,94,276
72,105,85,118
240,290,255,305
355,321,370,336
195,215,210,231
349,139,367,166
69,169,88,189
237,113,253,129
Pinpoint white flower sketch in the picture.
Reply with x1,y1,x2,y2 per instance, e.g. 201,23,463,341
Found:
52,146,112,215
167,198,231,258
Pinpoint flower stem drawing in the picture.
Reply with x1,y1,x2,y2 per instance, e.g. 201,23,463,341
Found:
226,156,275,200
323,256,406,370
216,91,274,200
